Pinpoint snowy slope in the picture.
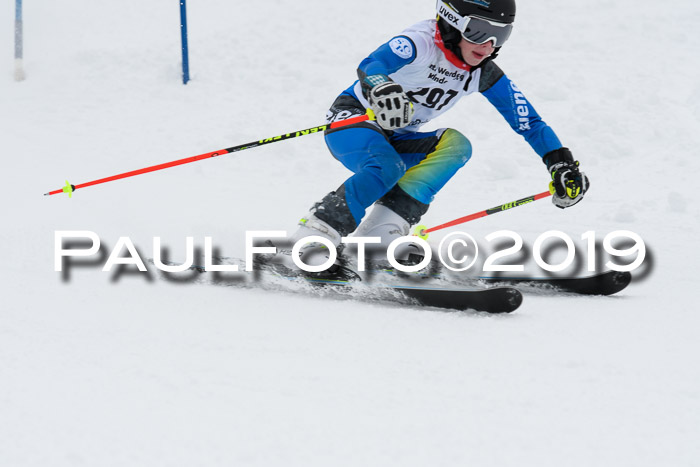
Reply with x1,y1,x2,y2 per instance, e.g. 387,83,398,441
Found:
2,1,700,465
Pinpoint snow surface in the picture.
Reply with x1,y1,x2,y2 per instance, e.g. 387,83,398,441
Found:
2,0,700,465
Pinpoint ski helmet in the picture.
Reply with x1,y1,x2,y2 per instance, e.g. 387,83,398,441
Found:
439,0,516,25
436,0,516,63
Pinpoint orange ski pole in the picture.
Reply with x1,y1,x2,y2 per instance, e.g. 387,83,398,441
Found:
44,113,371,197
415,187,555,239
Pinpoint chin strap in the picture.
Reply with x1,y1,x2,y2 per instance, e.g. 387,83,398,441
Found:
435,19,501,71
435,20,471,70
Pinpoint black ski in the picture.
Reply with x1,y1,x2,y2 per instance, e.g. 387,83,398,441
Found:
153,258,523,314
299,273,521,313
478,270,632,296
365,263,631,296
268,259,524,313
390,285,522,313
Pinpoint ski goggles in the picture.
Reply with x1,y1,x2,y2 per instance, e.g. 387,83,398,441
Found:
436,0,513,47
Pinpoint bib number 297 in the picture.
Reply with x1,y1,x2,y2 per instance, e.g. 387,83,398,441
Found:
406,88,459,110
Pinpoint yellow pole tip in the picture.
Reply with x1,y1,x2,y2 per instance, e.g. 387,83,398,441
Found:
413,224,429,240
62,181,74,198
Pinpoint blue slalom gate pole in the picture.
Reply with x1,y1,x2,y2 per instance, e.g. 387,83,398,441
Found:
179,0,190,84
15,0,25,81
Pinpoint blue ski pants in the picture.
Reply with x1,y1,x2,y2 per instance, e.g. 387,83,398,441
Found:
324,125,472,224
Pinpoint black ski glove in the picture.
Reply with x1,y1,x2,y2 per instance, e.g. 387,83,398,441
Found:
543,148,589,209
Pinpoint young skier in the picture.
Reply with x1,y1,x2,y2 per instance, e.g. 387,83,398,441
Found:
289,0,589,266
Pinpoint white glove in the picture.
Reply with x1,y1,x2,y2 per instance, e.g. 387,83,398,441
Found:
367,81,415,131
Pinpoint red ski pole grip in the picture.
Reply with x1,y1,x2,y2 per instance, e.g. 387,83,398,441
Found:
329,114,370,129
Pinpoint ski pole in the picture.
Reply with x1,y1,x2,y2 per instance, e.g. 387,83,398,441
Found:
414,186,555,239
44,113,372,197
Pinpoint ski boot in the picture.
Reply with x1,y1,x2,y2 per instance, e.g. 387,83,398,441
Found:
353,204,436,276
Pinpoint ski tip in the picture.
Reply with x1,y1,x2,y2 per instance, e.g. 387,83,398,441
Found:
604,270,632,295
614,271,632,281
491,287,523,313
395,285,522,314
508,287,524,310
